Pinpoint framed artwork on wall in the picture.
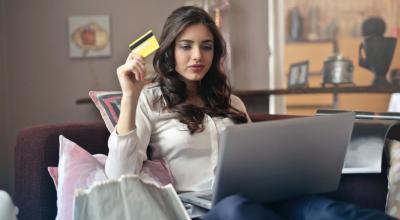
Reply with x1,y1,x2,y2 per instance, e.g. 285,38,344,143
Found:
68,15,111,58
287,60,309,88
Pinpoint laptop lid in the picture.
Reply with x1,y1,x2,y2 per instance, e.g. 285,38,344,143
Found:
212,112,355,206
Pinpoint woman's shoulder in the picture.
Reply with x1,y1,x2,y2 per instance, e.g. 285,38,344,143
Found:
139,82,163,111
141,82,162,100
230,94,251,121
230,94,245,109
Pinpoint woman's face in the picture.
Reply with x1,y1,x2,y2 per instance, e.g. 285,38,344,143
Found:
174,24,214,85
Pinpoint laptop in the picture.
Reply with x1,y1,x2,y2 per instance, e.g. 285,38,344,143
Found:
179,113,355,212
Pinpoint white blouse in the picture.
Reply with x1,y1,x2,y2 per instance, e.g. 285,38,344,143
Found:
105,83,250,192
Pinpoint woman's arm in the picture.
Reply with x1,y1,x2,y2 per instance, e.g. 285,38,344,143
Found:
115,53,148,134
105,53,152,179
117,94,139,134
105,92,153,179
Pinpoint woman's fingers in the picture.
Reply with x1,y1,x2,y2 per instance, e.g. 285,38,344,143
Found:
119,52,147,82
130,62,146,80
136,59,146,71
134,61,145,76
132,67,142,81
126,52,145,63
122,54,145,79
131,53,145,63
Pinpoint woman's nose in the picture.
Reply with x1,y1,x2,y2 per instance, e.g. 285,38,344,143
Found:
192,46,202,61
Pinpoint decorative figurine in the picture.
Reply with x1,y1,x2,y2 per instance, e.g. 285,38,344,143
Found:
359,17,397,86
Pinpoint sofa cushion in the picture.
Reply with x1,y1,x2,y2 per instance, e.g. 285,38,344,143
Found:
89,91,122,132
54,135,107,220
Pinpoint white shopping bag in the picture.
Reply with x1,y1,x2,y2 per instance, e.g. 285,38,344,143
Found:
73,175,190,220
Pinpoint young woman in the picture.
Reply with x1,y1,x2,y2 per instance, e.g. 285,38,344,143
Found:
107,6,395,220
106,6,249,193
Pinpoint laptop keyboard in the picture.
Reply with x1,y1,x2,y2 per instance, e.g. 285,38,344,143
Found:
198,193,213,201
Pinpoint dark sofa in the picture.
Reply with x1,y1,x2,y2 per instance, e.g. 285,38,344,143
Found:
14,114,390,220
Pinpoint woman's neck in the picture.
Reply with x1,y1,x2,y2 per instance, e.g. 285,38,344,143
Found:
185,81,199,97
185,81,204,106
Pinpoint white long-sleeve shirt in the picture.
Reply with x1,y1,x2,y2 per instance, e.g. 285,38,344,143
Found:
105,83,250,192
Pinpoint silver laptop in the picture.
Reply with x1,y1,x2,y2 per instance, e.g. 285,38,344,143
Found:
179,113,355,212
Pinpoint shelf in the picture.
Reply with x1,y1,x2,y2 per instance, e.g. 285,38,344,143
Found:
76,86,400,114
285,39,334,44
234,85,400,96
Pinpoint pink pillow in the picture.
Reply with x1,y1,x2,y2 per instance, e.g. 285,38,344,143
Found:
89,91,122,132
52,135,107,220
48,166,58,187
48,136,174,220
140,160,175,186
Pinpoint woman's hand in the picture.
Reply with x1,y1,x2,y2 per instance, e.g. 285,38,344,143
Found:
116,53,149,97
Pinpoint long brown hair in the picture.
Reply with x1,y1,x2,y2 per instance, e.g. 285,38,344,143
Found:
153,6,248,134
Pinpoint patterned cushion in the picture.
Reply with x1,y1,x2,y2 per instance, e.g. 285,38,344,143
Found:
89,91,122,132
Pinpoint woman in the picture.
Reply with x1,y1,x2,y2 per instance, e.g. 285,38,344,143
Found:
106,5,248,192
107,6,395,220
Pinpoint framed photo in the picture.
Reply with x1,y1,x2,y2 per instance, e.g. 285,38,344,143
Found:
68,15,111,58
288,61,309,88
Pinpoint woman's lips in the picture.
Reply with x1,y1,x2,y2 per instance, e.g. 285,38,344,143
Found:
188,64,204,73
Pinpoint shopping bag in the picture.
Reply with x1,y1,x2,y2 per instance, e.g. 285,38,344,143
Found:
73,175,190,220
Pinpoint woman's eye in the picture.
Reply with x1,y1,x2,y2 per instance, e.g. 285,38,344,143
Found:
180,45,191,50
202,45,213,51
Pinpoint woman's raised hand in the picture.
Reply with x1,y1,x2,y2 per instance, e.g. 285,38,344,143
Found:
116,53,149,97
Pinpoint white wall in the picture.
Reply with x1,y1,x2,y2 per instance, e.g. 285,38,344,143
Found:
2,0,270,195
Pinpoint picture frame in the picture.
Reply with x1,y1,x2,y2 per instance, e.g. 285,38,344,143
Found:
287,61,309,88
68,15,111,58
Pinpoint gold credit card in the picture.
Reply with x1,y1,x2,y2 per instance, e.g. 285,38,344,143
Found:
129,30,159,58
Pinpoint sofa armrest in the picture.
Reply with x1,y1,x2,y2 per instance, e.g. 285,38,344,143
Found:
249,113,304,122
14,121,109,220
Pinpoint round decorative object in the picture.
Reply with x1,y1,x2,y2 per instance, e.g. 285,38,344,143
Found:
322,54,354,86
361,16,386,37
